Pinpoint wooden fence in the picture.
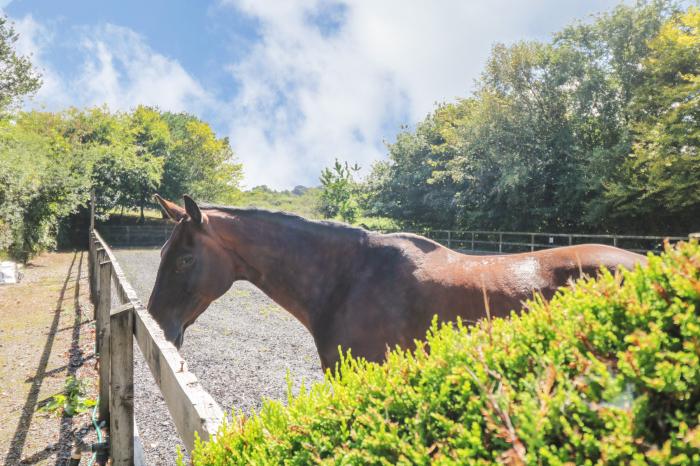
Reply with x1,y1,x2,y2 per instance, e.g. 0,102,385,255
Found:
88,227,224,465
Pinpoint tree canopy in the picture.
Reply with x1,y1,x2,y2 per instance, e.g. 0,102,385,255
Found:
0,15,41,113
362,1,698,234
0,106,242,260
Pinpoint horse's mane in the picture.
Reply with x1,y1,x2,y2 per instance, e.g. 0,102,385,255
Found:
201,204,370,238
200,205,443,252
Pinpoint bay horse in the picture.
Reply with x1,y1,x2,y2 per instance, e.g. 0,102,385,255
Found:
147,195,646,371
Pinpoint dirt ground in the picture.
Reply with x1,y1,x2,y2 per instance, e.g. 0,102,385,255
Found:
0,251,98,465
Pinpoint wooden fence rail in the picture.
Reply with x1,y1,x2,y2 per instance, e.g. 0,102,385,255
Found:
88,228,224,465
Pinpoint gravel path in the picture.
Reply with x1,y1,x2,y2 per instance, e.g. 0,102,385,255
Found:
114,248,324,465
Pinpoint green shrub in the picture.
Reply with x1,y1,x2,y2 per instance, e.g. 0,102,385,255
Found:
187,242,700,465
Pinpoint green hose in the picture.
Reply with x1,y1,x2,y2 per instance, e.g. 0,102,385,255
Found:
87,396,103,466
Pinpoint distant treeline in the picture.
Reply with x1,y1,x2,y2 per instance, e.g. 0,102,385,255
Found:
359,2,699,235
0,106,241,261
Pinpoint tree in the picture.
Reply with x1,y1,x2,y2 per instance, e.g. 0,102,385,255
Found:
319,159,361,223
363,1,689,234
605,7,700,233
160,112,242,204
0,16,41,113
126,106,168,221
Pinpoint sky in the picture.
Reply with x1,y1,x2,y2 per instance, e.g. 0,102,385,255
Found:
3,0,631,189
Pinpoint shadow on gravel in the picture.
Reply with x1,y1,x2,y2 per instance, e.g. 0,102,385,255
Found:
54,250,91,465
3,252,77,464
3,251,95,466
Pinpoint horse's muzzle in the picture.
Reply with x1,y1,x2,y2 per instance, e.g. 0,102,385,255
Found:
161,324,184,350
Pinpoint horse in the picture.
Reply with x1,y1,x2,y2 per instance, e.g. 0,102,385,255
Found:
147,195,646,371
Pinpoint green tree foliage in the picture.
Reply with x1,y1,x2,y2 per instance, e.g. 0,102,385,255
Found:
605,7,700,233
319,159,361,223
0,115,88,261
0,15,41,112
160,112,242,204
234,185,322,219
186,241,700,465
364,1,696,234
0,106,242,260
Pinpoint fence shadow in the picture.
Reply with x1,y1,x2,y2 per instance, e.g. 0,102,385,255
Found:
3,251,96,465
3,252,78,464
54,250,91,465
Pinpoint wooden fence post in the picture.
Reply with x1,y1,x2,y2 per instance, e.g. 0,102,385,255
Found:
92,247,98,307
110,303,135,465
530,234,535,252
89,235,95,301
499,233,503,253
471,232,475,251
446,231,452,249
90,189,95,232
93,248,104,313
98,259,112,423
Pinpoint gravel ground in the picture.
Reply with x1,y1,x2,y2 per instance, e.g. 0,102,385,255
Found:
114,248,324,465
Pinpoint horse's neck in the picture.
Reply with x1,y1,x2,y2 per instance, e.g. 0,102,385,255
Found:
209,210,364,331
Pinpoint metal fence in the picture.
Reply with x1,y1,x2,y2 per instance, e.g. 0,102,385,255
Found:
99,225,174,247
384,229,690,255
99,223,691,255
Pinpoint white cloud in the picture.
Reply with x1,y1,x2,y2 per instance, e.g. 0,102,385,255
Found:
222,0,621,189
12,17,214,115
10,2,624,189
76,25,213,113
12,15,72,109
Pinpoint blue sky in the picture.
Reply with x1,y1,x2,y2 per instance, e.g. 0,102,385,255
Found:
4,0,635,189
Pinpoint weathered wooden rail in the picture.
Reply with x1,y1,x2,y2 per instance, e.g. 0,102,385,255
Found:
88,227,224,464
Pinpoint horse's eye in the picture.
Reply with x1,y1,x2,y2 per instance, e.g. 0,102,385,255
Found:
176,255,195,271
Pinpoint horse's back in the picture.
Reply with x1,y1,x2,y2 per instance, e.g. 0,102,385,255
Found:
529,243,646,274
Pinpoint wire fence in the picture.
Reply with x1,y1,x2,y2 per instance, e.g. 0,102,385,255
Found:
98,223,692,255
379,229,690,254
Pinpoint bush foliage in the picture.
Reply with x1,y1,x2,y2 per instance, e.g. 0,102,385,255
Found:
187,241,700,465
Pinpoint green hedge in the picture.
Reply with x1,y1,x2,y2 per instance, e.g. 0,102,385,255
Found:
187,242,700,465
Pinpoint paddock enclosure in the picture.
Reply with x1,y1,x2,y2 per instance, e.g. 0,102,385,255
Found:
89,229,322,465
90,219,690,465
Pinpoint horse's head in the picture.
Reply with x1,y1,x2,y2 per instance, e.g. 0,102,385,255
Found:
147,195,235,348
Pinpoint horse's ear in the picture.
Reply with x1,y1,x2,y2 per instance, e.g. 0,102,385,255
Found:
154,194,186,222
183,195,202,225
